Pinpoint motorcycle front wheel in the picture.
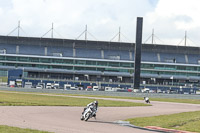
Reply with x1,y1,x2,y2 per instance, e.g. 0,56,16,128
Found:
84,113,90,121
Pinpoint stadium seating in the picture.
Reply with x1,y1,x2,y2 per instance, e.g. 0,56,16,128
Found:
19,44,44,55
159,53,186,63
76,48,101,58
47,46,73,57
104,50,130,60
0,43,16,54
187,54,200,64
1,41,200,65
141,51,158,62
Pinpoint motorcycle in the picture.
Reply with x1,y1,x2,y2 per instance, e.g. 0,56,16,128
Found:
144,97,150,104
80,105,95,121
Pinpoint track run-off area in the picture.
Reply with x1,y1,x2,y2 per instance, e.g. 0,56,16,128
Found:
0,88,200,133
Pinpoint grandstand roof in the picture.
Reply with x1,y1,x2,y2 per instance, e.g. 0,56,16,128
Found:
0,35,200,54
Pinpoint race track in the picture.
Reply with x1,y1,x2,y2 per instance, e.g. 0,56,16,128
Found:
0,94,200,133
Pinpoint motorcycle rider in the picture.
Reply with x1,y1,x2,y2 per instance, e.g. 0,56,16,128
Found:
144,97,150,103
82,100,98,119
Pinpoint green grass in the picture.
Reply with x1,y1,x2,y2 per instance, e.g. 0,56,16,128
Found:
126,111,200,133
63,94,200,104
0,91,149,107
3,90,200,105
0,125,51,133
2,89,200,104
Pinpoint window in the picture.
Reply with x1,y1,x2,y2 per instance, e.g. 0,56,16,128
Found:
108,62,119,67
75,60,86,65
40,58,51,63
97,61,107,66
0,70,7,76
86,61,96,65
52,59,63,64
52,65,62,69
6,56,16,61
30,58,39,62
18,57,28,62
186,66,197,71
63,59,73,64
176,66,186,71
164,65,176,70
120,62,132,67
63,66,73,70
142,64,154,69
0,56,5,60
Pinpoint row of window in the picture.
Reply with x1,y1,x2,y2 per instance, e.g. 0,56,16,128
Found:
141,70,200,77
0,55,200,77
0,70,7,76
0,56,133,68
141,64,200,72
0,62,199,77
0,62,130,73
1,55,200,71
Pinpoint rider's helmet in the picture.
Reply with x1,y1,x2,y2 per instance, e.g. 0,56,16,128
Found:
94,100,98,106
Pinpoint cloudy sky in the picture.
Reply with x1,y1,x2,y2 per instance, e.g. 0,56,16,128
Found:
0,0,200,46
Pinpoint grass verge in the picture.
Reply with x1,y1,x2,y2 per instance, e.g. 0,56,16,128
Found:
60,94,200,104
126,111,200,133
0,125,51,133
1,90,200,105
0,91,149,107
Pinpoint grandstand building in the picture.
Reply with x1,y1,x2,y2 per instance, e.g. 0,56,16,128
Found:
0,35,200,90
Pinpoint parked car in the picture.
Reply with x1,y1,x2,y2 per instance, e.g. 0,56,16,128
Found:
117,89,128,92
93,86,99,91
52,83,59,89
86,86,93,91
64,84,71,90
78,86,84,90
46,83,52,89
105,87,113,91
133,89,140,93
36,85,43,89
70,86,78,90
127,88,133,92
142,88,150,93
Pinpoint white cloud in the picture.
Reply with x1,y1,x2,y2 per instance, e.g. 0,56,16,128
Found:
0,0,155,41
144,0,200,45
0,8,2,16
1,0,200,46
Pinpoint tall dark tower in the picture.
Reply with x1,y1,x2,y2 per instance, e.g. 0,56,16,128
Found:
134,17,143,89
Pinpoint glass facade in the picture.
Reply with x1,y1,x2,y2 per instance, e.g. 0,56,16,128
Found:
0,55,134,72
0,54,200,83
0,70,7,77
0,54,200,78
141,63,200,77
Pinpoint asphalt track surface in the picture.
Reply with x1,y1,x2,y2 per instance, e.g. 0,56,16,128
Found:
0,92,200,133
